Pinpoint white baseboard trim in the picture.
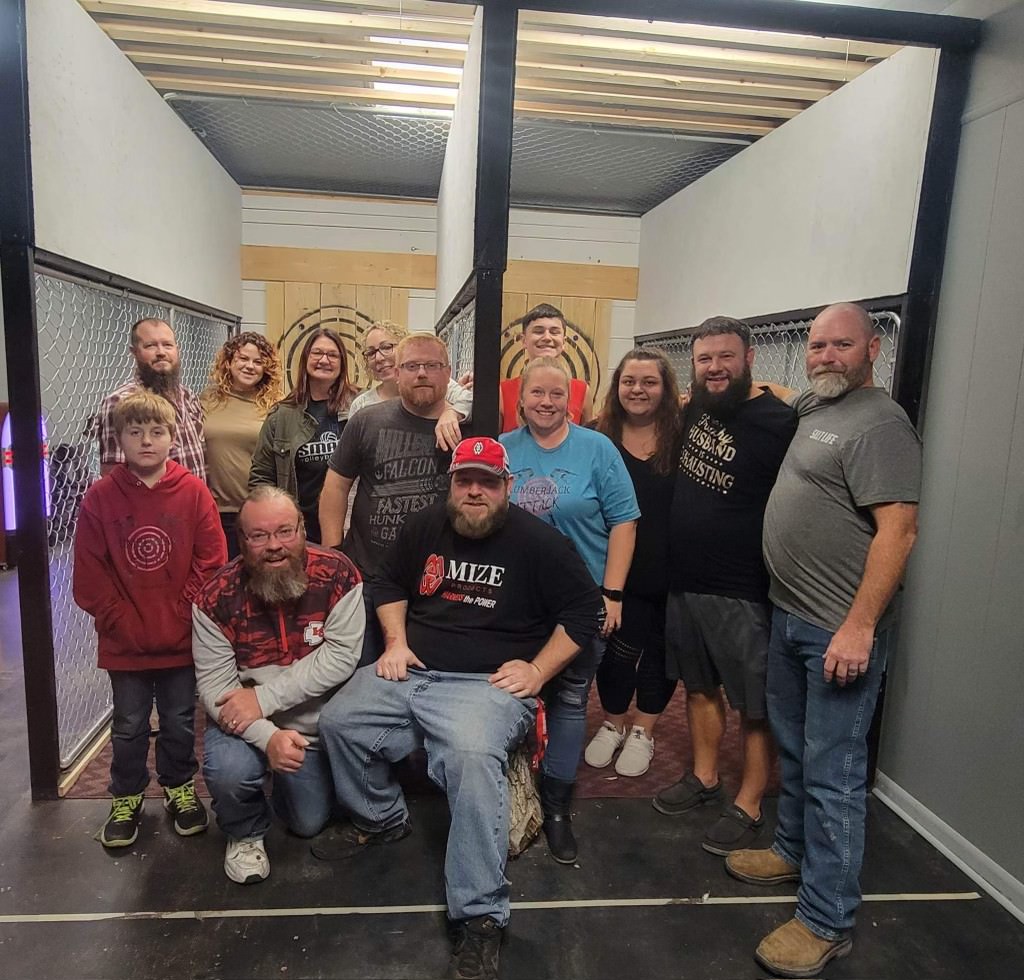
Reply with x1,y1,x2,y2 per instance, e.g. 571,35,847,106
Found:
874,772,1024,925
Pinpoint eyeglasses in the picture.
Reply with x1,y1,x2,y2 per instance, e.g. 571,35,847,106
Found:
242,521,302,547
363,341,397,361
399,360,447,374
308,348,341,362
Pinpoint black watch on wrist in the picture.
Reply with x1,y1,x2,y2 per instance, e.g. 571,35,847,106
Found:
601,587,624,601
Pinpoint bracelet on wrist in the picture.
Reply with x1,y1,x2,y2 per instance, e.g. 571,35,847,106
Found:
601,587,624,601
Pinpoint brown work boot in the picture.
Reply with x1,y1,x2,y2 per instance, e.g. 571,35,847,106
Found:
755,918,852,978
725,848,800,885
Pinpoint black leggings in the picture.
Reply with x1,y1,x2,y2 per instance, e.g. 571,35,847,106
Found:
596,593,677,716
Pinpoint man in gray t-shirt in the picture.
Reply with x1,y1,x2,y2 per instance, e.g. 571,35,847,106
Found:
726,303,921,979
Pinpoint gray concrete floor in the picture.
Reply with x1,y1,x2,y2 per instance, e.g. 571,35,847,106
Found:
1,567,1023,980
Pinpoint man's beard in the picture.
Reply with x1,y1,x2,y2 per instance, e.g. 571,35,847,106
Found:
138,361,181,397
808,360,871,400
446,497,509,540
690,365,752,420
245,550,308,603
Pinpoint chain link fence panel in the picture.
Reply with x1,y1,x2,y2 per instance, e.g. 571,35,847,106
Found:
33,271,231,767
438,297,476,382
640,311,900,394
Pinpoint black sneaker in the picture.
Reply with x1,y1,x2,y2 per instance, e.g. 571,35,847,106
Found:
100,793,144,848
652,772,723,816
448,916,504,980
163,780,209,836
310,820,412,861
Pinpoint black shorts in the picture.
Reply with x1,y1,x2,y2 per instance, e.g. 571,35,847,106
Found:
665,591,770,720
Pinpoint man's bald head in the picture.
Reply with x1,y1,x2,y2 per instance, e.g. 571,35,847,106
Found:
811,303,875,342
806,302,880,399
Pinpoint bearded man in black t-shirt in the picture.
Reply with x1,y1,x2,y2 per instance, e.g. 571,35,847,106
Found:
653,317,797,858
314,437,600,980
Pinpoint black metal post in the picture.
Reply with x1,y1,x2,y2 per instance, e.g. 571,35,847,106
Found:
0,0,61,800
471,0,518,436
514,0,981,50
892,48,973,429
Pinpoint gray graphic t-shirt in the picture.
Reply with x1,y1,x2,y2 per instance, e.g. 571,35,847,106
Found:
328,399,452,575
763,387,922,633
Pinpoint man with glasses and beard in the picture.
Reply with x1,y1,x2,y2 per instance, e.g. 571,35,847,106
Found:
654,317,797,858
314,438,600,980
95,318,207,479
727,303,921,978
192,487,365,885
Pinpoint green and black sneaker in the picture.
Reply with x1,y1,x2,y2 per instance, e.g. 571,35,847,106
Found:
100,793,144,848
163,780,209,837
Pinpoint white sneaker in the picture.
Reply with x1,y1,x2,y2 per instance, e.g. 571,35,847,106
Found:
224,837,270,884
584,721,626,768
614,726,655,777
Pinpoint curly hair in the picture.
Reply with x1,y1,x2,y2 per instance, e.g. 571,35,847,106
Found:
596,348,683,475
202,331,284,417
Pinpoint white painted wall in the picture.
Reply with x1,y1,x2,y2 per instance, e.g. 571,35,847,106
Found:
434,7,483,320
636,45,938,327
875,0,1024,919
26,0,241,314
242,193,640,266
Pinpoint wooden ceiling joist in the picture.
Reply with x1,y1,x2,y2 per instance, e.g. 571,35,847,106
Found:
81,0,902,146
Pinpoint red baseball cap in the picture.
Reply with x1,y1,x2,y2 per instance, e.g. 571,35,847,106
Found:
449,437,511,477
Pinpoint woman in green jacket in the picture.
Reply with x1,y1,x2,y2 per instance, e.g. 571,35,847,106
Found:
249,327,357,543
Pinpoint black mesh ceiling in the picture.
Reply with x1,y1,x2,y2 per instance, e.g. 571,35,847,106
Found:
170,97,747,215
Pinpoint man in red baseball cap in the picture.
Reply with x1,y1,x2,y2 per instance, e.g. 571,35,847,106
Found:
316,437,601,979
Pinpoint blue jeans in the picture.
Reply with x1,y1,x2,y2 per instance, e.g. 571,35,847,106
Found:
541,635,605,783
319,666,536,925
203,724,334,841
766,608,890,939
108,666,197,796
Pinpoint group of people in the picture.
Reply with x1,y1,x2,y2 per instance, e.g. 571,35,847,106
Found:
71,299,921,980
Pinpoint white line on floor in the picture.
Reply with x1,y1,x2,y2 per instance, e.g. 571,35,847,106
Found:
0,891,981,924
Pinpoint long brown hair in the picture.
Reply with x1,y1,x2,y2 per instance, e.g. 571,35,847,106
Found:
283,327,358,415
596,348,683,475
202,331,283,417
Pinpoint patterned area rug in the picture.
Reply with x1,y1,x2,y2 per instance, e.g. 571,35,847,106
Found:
64,686,777,801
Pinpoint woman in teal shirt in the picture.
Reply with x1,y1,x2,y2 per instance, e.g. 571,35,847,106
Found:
500,356,639,864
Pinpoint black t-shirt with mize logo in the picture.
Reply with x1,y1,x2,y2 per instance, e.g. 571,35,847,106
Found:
670,390,797,602
373,501,601,673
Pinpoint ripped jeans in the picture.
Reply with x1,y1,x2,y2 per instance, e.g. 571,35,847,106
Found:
541,635,606,783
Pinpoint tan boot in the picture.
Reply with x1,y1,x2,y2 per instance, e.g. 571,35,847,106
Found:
755,918,852,978
725,848,800,885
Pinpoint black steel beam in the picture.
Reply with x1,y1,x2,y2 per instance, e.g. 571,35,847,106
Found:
893,48,972,429
34,250,240,325
471,0,518,436
510,0,981,51
0,0,61,800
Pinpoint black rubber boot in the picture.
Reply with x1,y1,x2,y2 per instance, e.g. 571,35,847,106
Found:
540,774,577,865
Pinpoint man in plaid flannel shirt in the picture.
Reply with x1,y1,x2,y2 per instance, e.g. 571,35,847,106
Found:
95,318,206,480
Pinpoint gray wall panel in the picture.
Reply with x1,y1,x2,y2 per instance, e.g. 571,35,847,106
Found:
880,7,1024,887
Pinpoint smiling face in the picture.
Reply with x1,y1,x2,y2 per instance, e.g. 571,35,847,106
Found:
305,335,343,388
132,320,180,375
117,420,173,478
521,364,570,437
396,338,451,414
362,326,401,384
228,342,266,394
522,316,566,361
618,358,665,423
239,495,308,603
806,306,879,399
447,470,513,539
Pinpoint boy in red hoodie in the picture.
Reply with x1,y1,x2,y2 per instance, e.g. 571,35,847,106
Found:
74,391,227,848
